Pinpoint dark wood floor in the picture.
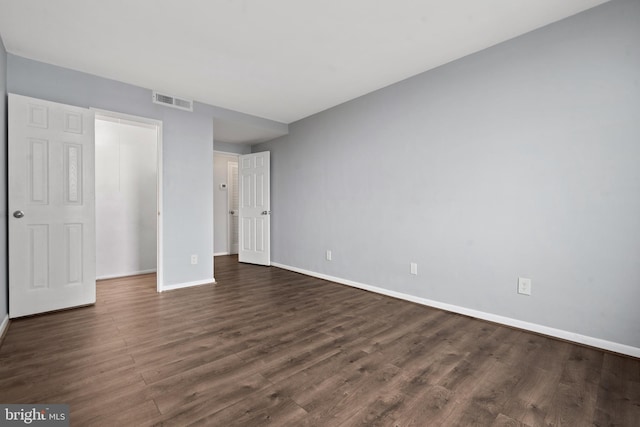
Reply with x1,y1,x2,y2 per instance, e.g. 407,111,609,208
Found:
0,256,638,426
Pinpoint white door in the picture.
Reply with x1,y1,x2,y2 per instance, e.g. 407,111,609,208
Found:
9,94,96,318
228,161,239,254
238,152,270,265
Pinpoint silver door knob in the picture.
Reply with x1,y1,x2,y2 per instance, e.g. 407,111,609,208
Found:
261,211,271,215
13,210,25,219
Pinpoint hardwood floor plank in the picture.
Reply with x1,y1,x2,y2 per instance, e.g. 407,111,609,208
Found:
70,383,152,425
185,384,308,427
148,353,256,413
40,365,146,405
88,399,161,427
594,354,640,426
491,365,555,426
490,413,532,427
276,346,371,403
299,360,403,426
544,381,599,426
150,373,272,425
0,254,637,426
339,390,407,426
389,385,458,426
559,344,605,386
593,383,640,427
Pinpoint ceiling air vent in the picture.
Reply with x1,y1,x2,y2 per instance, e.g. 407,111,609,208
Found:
152,91,193,112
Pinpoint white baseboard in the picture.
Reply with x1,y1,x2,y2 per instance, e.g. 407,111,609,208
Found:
160,278,216,292
271,262,640,358
0,314,9,343
214,252,230,256
97,269,157,280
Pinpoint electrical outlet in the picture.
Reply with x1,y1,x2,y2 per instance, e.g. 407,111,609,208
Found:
191,254,198,265
518,277,531,295
326,250,332,261
410,262,418,275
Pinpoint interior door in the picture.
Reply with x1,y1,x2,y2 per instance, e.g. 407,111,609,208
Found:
238,152,270,265
9,94,96,318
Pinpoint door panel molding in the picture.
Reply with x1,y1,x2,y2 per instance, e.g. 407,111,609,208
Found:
9,94,96,318
238,152,270,266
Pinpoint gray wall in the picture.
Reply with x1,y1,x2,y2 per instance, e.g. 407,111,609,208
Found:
255,0,640,349
6,55,216,287
0,35,7,322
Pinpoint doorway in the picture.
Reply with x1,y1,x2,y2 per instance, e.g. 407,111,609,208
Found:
213,151,271,266
228,161,239,254
94,110,163,290
214,152,239,255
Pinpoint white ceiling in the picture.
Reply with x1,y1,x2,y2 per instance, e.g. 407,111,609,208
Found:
1,0,609,126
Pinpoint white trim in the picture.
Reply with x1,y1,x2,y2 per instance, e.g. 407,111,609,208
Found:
156,121,164,292
226,159,239,255
213,151,240,262
92,108,161,127
214,150,240,157
91,108,164,293
97,269,157,280
271,262,640,358
0,315,9,342
159,278,216,292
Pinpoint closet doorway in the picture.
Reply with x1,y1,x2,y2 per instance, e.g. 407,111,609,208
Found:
94,111,163,289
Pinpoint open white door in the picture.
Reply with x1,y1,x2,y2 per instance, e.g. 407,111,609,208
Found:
9,94,96,318
238,152,270,265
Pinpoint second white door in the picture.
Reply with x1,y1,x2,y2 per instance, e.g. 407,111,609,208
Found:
238,152,270,266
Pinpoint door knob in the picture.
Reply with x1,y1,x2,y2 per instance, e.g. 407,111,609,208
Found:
13,210,25,219
229,210,236,215
261,211,271,215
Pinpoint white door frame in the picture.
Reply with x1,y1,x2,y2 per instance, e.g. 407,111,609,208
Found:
227,159,239,254
92,108,164,292
214,150,240,256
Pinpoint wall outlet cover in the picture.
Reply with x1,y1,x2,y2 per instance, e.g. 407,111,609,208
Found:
518,277,532,295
